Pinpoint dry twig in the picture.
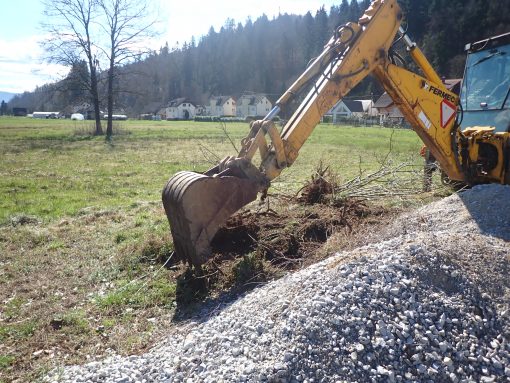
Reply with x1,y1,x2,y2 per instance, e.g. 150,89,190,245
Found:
220,121,239,154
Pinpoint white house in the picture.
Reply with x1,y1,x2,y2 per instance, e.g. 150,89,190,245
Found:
328,100,365,123
236,94,272,118
209,96,236,117
356,99,377,117
165,98,196,120
373,93,405,125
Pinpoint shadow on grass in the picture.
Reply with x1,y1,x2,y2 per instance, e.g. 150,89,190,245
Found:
172,265,266,324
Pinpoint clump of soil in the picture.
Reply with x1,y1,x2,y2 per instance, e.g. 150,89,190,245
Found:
174,165,391,305
214,197,371,260
191,197,382,295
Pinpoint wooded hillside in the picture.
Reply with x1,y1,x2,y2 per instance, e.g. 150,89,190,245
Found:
7,0,510,115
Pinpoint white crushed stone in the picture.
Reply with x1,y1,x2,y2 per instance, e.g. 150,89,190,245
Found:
46,184,510,382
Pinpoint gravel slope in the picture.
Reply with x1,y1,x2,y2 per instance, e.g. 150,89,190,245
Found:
46,184,510,383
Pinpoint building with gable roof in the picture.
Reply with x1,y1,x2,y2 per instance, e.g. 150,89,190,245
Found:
164,98,197,120
208,96,236,117
373,93,405,125
236,94,272,118
329,100,365,123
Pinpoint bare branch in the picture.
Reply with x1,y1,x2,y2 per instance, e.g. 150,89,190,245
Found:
220,122,240,154
96,0,159,139
41,0,103,135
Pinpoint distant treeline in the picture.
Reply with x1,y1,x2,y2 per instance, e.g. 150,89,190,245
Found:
7,0,510,116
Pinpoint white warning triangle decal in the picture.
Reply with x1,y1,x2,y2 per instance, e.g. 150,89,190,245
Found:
440,99,456,128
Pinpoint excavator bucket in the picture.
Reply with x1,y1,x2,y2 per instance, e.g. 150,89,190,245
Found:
162,169,261,267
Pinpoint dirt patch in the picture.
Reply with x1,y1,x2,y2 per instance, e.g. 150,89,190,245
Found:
208,166,375,264
210,198,371,264
172,188,391,311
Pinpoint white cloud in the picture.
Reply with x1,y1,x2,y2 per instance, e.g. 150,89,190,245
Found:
0,36,67,93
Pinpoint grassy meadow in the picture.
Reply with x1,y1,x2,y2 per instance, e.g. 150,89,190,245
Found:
0,117,423,223
0,116,425,382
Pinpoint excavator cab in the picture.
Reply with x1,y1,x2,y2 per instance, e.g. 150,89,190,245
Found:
460,32,510,132
457,32,510,184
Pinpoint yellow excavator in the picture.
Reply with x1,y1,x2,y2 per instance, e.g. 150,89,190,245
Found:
163,0,510,267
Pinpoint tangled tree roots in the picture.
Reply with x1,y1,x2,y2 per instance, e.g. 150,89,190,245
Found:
175,162,391,301
297,161,337,205
208,193,372,272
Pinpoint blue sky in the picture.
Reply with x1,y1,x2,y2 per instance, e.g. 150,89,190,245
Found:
0,0,339,94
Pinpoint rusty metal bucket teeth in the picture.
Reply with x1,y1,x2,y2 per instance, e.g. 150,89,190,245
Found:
162,171,259,267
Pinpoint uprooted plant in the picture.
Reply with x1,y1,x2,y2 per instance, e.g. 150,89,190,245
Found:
174,157,456,294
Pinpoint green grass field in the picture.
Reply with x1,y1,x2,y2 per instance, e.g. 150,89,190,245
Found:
0,116,427,382
0,117,423,224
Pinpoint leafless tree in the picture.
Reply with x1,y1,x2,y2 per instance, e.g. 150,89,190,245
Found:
42,0,103,135
97,0,157,140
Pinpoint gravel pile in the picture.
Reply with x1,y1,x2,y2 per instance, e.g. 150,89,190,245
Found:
47,184,510,383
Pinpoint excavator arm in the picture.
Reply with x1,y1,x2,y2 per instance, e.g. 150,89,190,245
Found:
162,0,495,267
252,0,464,184
240,0,406,182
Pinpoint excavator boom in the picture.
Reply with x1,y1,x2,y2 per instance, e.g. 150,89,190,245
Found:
163,0,510,267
